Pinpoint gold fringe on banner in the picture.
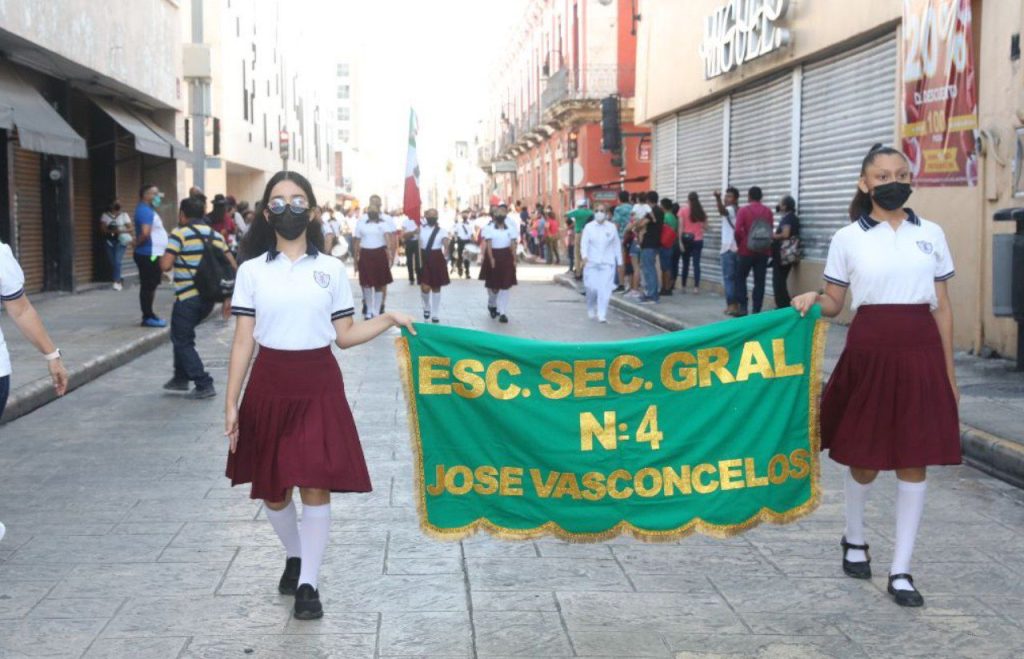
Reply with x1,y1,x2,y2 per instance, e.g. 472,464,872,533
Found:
394,319,828,544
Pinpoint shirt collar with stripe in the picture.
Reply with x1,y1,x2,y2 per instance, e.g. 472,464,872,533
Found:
857,208,921,231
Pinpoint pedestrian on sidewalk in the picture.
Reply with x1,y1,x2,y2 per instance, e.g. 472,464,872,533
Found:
771,195,801,309
581,208,621,323
732,186,773,315
637,191,664,303
401,212,421,285
452,210,473,278
353,200,397,320
611,191,632,292
479,204,518,323
0,239,68,544
567,200,594,279
418,209,450,323
225,170,415,621
792,144,959,609
564,218,576,273
679,192,708,294
98,199,133,291
160,194,237,399
713,187,740,315
133,184,170,328
545,206,561,266
658,198,679,296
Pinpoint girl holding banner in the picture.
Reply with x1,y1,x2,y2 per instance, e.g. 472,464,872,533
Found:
792,144,959,609
418,209,450,323
479,205,518,323
225,171,415,620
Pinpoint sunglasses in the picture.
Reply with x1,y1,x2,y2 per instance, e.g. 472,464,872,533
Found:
267,196,310,215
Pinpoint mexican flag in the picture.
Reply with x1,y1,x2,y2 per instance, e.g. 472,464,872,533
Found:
403,108,421,221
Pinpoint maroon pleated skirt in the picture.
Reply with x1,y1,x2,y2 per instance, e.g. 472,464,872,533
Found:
478,247,517,290
821,304,961,470
419,249,450,288
358,247,393,288
226,346,372,501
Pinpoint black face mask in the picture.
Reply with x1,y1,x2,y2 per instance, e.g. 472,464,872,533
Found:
269,209,309,240
426,216,438,225
871,182,913,211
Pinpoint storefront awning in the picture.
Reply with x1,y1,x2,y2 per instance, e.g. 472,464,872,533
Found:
90,95,172,158
0,62,87,158
132,111,194,162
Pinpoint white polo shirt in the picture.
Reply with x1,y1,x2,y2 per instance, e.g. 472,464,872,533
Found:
454,222,472,241
0,242,27,377
419,225,448,250
231,247,355,350
482,223,518,249
402,216,420,237
354,215,396,249
823,210,954,311
581,219,623,267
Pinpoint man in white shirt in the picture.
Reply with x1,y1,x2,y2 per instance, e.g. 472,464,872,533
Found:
580,209,623,323
400,212,421,284
714,187,740,315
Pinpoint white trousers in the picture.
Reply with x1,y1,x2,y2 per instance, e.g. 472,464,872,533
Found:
584,263,615,321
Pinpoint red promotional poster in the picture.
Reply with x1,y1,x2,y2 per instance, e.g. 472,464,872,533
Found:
901,0,979,187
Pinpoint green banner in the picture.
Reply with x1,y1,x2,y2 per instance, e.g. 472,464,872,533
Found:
397,307,826,542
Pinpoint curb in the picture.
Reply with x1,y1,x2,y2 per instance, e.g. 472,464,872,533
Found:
1,327,170,425
554,273,1024,489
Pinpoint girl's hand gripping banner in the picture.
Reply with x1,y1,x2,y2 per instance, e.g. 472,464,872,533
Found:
396,307,827,542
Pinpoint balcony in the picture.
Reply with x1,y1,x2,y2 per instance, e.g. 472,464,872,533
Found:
541,65,627,113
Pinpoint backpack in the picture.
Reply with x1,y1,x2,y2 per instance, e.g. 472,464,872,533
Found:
746,218,773,252
185,227,235,302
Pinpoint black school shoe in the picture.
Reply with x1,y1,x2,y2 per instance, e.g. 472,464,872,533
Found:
840,536,871,579
499,314,509,323
163,377,190,392
888,573,925,607
488,306,498,319
293,583,324,620
278,557,301,595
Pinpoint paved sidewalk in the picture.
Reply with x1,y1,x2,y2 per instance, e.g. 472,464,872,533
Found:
1,283,177,424
555,273,1024,487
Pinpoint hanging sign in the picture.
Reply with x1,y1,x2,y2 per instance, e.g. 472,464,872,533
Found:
699,0,792,80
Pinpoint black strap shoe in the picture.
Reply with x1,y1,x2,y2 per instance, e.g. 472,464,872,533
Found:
293,583,324,620
840,536,872,579
887,573,925,607
498,314,509,323
488,306,498,319
278,557,301,595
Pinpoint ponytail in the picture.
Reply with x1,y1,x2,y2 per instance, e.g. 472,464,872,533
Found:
848,143,908,221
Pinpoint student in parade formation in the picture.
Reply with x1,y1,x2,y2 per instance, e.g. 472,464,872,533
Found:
401,210,421,285
772,194,801,309
0,238,69,543
98,199,134,291
732,186,773,316
225,170,414,620
479,203,518,323
580,206,622,323
134,184,170,328
353,197,397,320
418,208,450,323
679,192,708,295
160,194,237,399
792,144,959,608
451,209,474,278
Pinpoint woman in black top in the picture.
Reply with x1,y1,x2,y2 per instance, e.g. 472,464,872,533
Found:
771,195,800,309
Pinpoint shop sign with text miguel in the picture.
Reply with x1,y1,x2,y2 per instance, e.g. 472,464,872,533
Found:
699,0,792,80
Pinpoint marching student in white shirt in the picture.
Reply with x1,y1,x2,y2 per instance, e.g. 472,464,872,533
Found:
225,171,414,621
400,212,421,285
580,208,622,323
0,240,69,545
792,144,959,609
353,199,397,320
417,209,450,323
478,205,518,323
452,210,474,279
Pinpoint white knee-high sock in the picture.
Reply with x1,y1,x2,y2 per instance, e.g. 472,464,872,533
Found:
266,501,301,558
361,287,374,316
843,470,873,562
298,503,331,589
585,287,597,317
487,289,497,308
496,290,510,314
430,291,441,318
421,291,430,315
373,289,384,315
891,479,927,590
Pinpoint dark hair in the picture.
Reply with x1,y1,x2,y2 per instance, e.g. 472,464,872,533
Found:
848,143,909,220
645,190,659,204
688,192,707,223
179,194,206,220
725,186,739,199
748,186,763,202
107,198,121,213
779,194,797,213
618,190,630,203
671,202,680,215
239,170,324,263
659,198,673,210
139,183,157,198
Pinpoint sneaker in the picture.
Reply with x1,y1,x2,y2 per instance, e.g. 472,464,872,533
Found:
293,583,324,620
185,386,216,400
112,282,123,291
613,285,625,293
162,378,190,392
587,310,597,320
278,557,301,595
498,314,509,323
141,317,167,328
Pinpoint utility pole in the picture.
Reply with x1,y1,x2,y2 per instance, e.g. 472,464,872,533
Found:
187,0,210,191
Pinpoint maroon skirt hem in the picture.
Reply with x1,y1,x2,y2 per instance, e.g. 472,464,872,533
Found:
226,346,372,501
419,249,451,288
821,304,961,470
478,247,517,290
358,247,393,288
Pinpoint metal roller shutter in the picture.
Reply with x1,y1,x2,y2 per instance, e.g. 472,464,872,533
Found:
72,156,94,285
674,101,726,284
729,74,793,205
116,136,140,281
653,115,676,198
13,147,43,293
798,35,897,261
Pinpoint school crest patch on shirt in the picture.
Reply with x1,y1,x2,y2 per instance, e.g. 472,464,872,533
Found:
313,271,331,288
916,241,934,255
